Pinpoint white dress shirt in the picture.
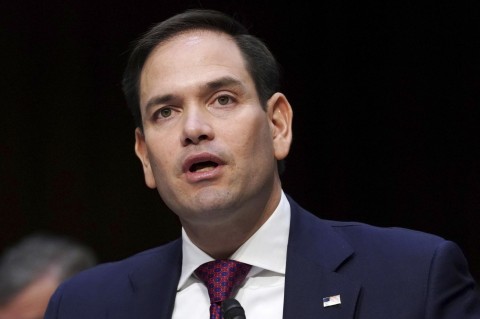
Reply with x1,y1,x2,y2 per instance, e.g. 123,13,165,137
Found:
172,191,291,319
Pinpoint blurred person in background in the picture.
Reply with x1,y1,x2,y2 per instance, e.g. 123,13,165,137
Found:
0,233,97,319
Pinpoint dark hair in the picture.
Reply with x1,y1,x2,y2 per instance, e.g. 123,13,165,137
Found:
122,9,281,130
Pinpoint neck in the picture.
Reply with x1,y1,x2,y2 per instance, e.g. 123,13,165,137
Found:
182,188,282,259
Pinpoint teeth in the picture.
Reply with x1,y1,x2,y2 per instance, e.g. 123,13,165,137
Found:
190,161,218,172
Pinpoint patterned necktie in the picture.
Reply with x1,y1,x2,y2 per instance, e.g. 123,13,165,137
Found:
195,259,252,319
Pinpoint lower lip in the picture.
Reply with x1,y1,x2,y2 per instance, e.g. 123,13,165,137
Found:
185,165,222,183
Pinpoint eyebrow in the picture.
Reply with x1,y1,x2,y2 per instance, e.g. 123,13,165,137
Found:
205,76,245,92
144,94,174,112
143,76,247,112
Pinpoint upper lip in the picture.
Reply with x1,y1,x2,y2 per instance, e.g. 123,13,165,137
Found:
182,152,225,173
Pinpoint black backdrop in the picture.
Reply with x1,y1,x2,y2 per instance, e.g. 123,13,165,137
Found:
1,1,479,281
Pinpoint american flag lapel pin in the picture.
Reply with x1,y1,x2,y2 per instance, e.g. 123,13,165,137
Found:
323,294,341,307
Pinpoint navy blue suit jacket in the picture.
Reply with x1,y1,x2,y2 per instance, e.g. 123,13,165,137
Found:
45,195,480,318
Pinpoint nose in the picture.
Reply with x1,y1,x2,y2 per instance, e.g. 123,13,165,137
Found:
181,108,214,146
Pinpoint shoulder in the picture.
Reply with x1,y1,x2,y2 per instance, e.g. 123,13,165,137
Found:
45,239,182,317
56,238,181,295
329,219,446,248
285,194,480,317
287,193,473,276
287,193,452,258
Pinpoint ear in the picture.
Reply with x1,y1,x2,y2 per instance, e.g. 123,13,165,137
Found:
134,128,157,189
267,93,293,161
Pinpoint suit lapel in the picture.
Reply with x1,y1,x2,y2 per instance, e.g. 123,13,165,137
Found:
283,196,361,319
129,240,183,319
122,196,361,319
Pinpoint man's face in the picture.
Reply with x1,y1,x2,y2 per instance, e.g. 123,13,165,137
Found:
135,30,291,227
0,274,59,319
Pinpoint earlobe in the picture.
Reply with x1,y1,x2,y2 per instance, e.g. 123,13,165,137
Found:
267,93,293,161
134,128,157,189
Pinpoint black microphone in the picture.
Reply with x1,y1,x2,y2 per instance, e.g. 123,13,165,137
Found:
221,298,246,319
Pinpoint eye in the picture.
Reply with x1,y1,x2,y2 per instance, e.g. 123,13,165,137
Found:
216,95,233,106
208,93,238,116
154,107,173,119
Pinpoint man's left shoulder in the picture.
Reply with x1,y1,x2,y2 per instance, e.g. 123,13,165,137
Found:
325,218,450,255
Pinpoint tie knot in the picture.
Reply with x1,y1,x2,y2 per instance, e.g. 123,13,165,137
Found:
195,259,251,303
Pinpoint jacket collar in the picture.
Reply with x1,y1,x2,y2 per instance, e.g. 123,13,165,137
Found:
126,195,360,319
283,195,360,319
129,240,182,319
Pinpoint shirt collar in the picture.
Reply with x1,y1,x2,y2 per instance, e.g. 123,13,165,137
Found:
177,191,291,290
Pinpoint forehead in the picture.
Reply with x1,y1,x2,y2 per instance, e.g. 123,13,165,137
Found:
148,29,242,62
140,30,251,95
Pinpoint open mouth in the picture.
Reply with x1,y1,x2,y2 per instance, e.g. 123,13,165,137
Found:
190,161,219,172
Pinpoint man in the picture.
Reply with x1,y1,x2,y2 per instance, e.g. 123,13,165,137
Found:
0,233,96,319
45,8,480,319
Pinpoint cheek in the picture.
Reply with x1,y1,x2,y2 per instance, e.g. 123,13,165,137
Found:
233,118,274,161
145,137,176,173
150,150,173,172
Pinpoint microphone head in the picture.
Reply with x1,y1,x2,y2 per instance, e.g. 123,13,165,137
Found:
221,298,246,319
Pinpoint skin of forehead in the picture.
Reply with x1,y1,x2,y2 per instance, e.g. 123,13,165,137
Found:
139,29,251,109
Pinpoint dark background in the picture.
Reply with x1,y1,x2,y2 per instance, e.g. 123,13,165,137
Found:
1,1,479,281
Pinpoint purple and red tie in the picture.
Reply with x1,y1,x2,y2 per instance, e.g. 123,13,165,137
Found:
195,259,251,319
